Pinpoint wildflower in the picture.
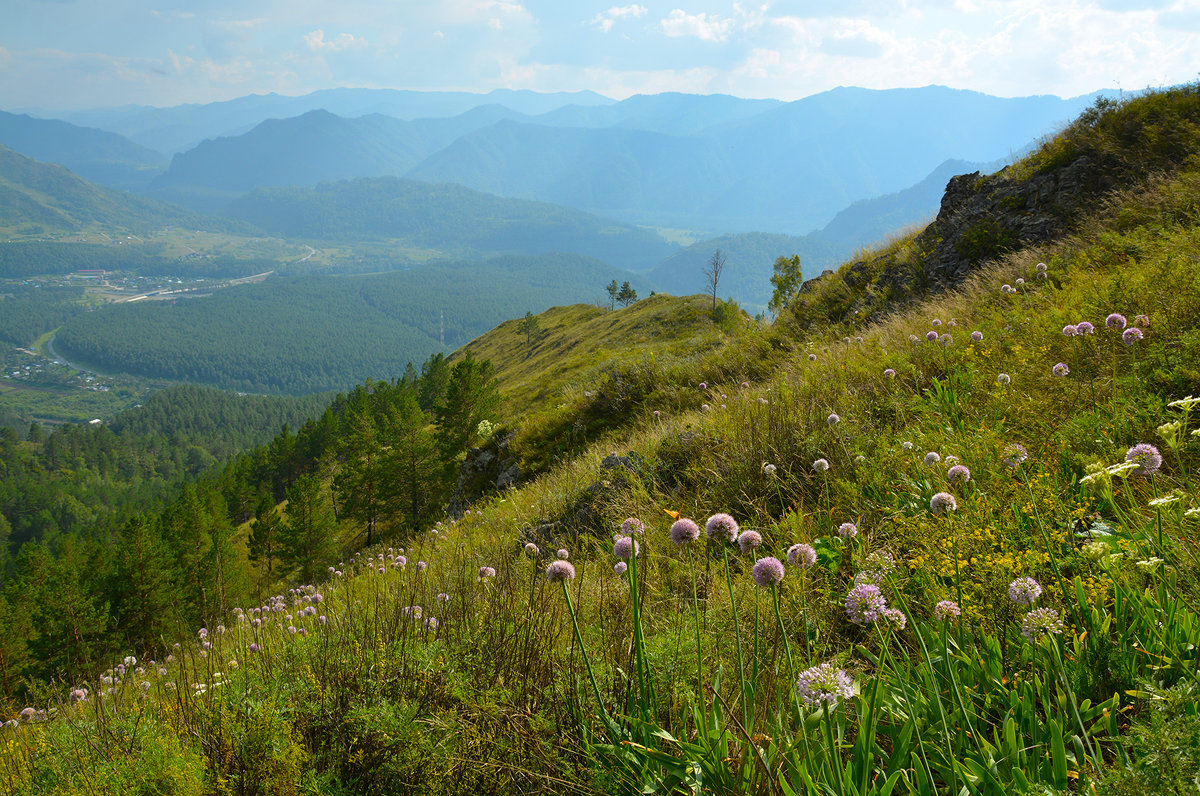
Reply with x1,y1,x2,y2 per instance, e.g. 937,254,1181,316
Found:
424,617,440,632
1148,493,1180,507
1136,557,1165,574
909,335,919,344
737,530,763,553
924,451,941,466
926,331,939,341
855,336,864,343
318,615,328,625
701,403,710,412
524,542,540,558
1081,541,1108,560
882,608,908,629
1168,395,1200,410
1021,607,1064,642
837,522,858,540
808,353,817,361
932,319,942,327
1002,284,1014,294
556,548,569,560
947,464,971,484
70,688,87,702
864,549,896,575
930,492,957,514
939,333,953,346
1008,577,1042,606
402,605,423,619
883,368,896,378
1063,324,1078,336
614,561,628,575
762,462,777,476
788,543,817,568
621,517,644,535
705,513,739,542
901,441,913,450
846,583,888,625
795,662,855,707
478,566,497,580
827,412,840,426
653,410,660,418
417,561,427,571
1052,362,1069,377
1125,443,1162,477
1135,314,1149,326
1122,327,1144,346
813,458,830,472
699,382,707,390
1016,278,1025,286
934,600,961,620
741,381,750,388
546,560,576,582
1002,443,1029,468
997,372,1011,384
752,557,786,586
1077,321,1094,334
971,331,983,342
19,707,36,722
614,536,639,559
1105,313,1127,330
1036,262,1047,272
1036,271,1047,280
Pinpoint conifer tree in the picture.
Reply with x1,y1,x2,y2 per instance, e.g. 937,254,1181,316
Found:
434,353,501,466
248,495,284,581
111,513,175,654
333,408,390,548
280,474,338,583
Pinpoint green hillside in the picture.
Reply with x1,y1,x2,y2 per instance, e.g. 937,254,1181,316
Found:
0,144,245,237
4,85,1200,796
223,176,679,270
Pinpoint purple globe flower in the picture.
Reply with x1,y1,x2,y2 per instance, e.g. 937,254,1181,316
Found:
546,560,576,582
670,518,700,546
931,319,942,327
924,451,941,466
621,517,645,535
556,549,569,560
1125,443,1162,477
478,566,496,580
614,536,639,559
1053,362,1070,377
909,334,919,344
947,464,971,484
762,462,777,476
1134,314,1149,326
1105,313,1127,329
837,522,858,540
1002,443,1029,468
971,331,983,342
846,583,888,625
827,413,840,426
1021,607,1065,642
1036,262,1047,272
1002,284,1014,294
926,331,939,342
930,492,957,515
1076,321,1094,334
787,543,817,568
1008,577,1042,606
884,368,896,378
997,373,1011,385
808,353,817,361
699,382,707,390
813,458,830,472
795,662,855,707
939,333,953,347
737,530,763,553
1063,324,1078,337
751,557,786,587
614,561,627,575
705,513,739,542
524,542,540,558
1122,327,1144,346
1036,271,1048,280
882,607,908,629
933,600,961,620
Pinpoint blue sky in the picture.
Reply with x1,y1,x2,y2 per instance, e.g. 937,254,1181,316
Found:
2,0,1197,110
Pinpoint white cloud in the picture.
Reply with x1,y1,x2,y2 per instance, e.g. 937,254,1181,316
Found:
303,30,369,53
590,5,648,33
660,9,735,42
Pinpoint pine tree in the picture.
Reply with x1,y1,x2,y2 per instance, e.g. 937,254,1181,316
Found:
769,254,804,317
248,495,284,581
333,408,391,548
617,281,638,307
280,474,338,584
111,513,175,654
434,353,501,466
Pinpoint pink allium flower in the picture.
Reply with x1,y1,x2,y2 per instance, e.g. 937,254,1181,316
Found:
787,543,817,568
621,517,645,535
524,543,540,558
795,662,854,707
997,373,1011,384
1053,362,1070,377
1077,321,1094,334
884,368,896,378
670,518,700,546
924,451,941,466
813,458,830,472
1122,327,1144,346
614,561,627,575
827,413,840,426
926,331,939,341
1105,313,1127,330
1007,577,1042,606
614,536,639,559
1125,443,1162,477
931,319,942,327
934,600,961,620
930,492,957,515
546,560,576,582
737,530,763,553
1002,443,1029,468
846,583,887,625
705,513,739,542
947,464,971,484
939,333,953,347
1063,324,1078,336
808,353,817,361
1134,314,1149,326
751,557,786,586
1036,262,1047,272
556,549,569,560
1022,607,1064,642
971,331,983,342
837,522,858,540
478,566,496,580
698,382,707,390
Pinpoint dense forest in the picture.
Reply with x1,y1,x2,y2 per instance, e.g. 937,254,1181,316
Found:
0,284,88,345
0,242,278,279
52,255,647,393
0,352,498,700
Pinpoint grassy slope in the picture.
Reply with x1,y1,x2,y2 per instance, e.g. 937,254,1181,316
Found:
5,87,1200,795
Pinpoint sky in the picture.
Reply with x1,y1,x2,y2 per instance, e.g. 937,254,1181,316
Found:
1,0,1198,110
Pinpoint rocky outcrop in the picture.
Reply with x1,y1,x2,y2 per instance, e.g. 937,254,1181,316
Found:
446,432,521,518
